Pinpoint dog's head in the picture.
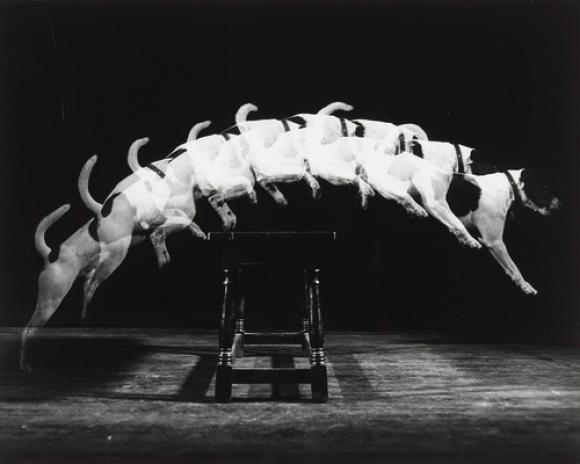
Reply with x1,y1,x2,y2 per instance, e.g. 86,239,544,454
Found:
518,168,561,216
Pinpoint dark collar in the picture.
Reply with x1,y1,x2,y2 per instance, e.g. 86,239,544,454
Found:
339,117,348,137
394,133,405,155
165,147,187,160
454,144,465,174
281,119,291,132
352,121,365,137
286,115,307,128
146,163,166,179
503,171,522,207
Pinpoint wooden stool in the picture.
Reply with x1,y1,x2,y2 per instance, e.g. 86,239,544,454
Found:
209,232,336,403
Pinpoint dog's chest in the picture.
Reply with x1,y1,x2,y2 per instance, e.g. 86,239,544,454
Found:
124,176,171,219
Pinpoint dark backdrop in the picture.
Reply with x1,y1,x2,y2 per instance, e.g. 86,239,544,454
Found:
1,0,578,337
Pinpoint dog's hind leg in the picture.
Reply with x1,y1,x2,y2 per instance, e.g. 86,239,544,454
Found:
81,268,97,323
412,172,481,249
81,234,133,321
21,263,78,371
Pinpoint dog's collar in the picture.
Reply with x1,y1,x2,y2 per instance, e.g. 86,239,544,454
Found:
339,117,348,137
504,171,522,207
222,132,232,141
394,133,405,155
165,147,187,160
146,163,166,179
409,138,424,158
454,144,465,174
286,115,307,128
281,119,291,132
352,121,365,137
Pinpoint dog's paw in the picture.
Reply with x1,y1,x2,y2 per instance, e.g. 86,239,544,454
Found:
459,235,482,249
466,238,482,249
310,187,322,200
408,206,428,218
274,195,289,207
520,282,538,296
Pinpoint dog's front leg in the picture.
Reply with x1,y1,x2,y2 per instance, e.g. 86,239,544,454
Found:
208,193,234,231
258,179,289,206
149,228,171,268
368,172,427,217
484,240,538,295
474,213,538,295
412,172,481,249
303,165,322,199
160,208,207,240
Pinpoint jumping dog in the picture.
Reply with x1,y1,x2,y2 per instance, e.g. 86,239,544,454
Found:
447,169,560,294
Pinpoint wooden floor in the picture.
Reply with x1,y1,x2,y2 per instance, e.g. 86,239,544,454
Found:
0,328,579,464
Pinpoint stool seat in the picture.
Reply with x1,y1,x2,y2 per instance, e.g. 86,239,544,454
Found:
211,231,336,403
208,231,337,241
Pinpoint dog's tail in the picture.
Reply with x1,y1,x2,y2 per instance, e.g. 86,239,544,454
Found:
187,120,212,142
399,123,428,141
317,101,353,115
78,155,102,215
235,103,258,133
127,137,150,173
34,204,71,261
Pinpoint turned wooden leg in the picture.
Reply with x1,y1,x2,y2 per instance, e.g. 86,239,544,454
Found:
302,268,312,354
216,267,236,403
307,267,328,402
234,268,245,357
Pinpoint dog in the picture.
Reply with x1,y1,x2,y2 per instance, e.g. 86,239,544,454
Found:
20,136,213,370
20,203,105,371
234,103,376,208
84,141,207,270
299,135,483,248
144,106,262,231
447,169,560,294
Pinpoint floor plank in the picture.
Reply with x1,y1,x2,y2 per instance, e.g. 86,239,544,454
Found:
0,328,578,463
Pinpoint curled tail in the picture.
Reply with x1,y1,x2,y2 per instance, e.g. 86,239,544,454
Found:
399,123,428,141
317,101,353,115
187,120,212,142
235,103,258,133
127,137,150,173
78,155,102,215
34,204,71,261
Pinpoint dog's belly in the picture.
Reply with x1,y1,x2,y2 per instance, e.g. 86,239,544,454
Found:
384,154,419,181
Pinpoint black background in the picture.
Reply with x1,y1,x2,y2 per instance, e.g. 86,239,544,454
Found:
1,0,578,338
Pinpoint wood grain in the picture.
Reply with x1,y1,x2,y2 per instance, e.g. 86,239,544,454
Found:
0,328,578,463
